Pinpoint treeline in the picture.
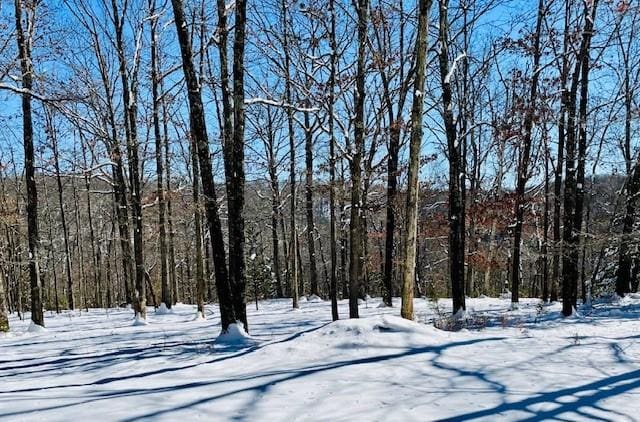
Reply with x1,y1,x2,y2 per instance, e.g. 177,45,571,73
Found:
0,0,639,333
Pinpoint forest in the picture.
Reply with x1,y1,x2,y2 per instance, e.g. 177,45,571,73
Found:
1,0,640,419
0,0,636,330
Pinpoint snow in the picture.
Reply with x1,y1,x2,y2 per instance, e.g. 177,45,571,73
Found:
214,322,254,346
155,303,173,315
2,297,640,420
307,294,323,303
132,315,148,326
27,321,46,333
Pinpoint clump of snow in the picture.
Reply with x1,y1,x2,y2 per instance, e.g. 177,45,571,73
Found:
155,303,173,315
27,321,47,333
317,315,442,341
214,322,255,346
453,308,470,321
307,294,323,303
132,315,148,326
193,311,206,321
299,296,308,303
565,307,583,319
377,301,392,308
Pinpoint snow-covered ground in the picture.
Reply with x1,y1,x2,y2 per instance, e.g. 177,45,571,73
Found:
2,296,640,421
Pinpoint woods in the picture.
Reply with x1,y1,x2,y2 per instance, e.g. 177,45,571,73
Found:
0,0,639,333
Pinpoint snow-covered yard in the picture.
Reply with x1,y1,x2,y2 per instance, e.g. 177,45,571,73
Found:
2,296,640,421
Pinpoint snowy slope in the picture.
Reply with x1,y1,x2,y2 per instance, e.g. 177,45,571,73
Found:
1,297,640,421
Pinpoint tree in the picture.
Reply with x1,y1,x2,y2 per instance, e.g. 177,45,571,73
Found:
109,0,146,320
0,257,8,332
149,0,170,310
15,0,44,327
328,0,339,321
372,1,412,308
561,0,599,316
509,0,546,306
226,0,249,330
400,0,432,321
438,0,465,316
170,0,235,331
46,110,74,310
349,0,369,319
279,0,300,310
615,3,640,297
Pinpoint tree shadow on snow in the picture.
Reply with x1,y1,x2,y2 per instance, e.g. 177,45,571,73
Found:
439,368,640,421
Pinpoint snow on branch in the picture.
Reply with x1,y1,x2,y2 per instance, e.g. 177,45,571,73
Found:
444,52,467,84
0,83,79,103
244,97,319,112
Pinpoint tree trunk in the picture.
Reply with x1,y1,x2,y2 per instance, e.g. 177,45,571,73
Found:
439,0,465,316
227,0,249,330
349,0,369,319
510,0,545,307
110,0,145,320
15,0,43,327
80,135,102,308
159,76,178,305
170,0,235,331
149,0,171,309
551,0,571,304
400,0,431,320
561,0,598,316
616,30,637,297
266,108,284,298
303,110,319,296
328,0,339,321
280,0,299,309
191,132,206,318
0,265,8,332
48,112,75,310
542,142,550,302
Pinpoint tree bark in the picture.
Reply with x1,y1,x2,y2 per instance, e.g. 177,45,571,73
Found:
228,0,249,329
280,0,299,309
170,0,235,330
0,266,8,332
510,0,545,306
400,0,431,320
561,0,598,316
15,0,43,327
439,0,466,316
328,0,339,321
48,111,74,310
349,0,369,319
190,134,206,317
303,109,319,296
110,0,145,319
149,0,171,309
266,108,284,298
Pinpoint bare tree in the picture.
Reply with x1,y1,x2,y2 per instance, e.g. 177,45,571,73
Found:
170,0,235,331
438,0,465,316
509,0,546,306
15,0,44,327
400,0,432,320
